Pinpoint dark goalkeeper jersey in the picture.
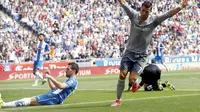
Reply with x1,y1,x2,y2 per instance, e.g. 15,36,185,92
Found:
139,64,161,86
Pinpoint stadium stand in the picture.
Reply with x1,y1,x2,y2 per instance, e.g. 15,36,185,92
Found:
0,0,199,63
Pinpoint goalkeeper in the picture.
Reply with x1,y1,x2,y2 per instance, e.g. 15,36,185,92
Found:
128,59,175,91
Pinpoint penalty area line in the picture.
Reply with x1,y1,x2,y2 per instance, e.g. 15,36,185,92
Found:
3,93,200,111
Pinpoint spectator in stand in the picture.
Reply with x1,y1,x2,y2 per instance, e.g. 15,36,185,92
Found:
0,0,199,63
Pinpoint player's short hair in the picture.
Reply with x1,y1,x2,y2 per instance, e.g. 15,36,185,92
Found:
142,1,152,9
38,32,46,37
68,62,79,74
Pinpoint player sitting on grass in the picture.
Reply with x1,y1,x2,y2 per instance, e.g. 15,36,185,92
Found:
0,62,79,108
128,59,175,91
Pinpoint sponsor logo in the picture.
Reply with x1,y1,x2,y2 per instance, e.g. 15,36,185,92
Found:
57,69,92,77
165,57,191,63
23,67,33,71
105,67,120,74
103,60,121,66
77,70,91,76
133,24,151,31
2,62,200,81
49,64,67,69
164,56,200,63
15,65,33,71
4,64,11,71
67,80,73,86
15,65,23,71
8,72,35,80
14,64,67,71
57,70,66,77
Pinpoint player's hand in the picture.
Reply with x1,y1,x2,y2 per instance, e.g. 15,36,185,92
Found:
45,69,51,78
45,73,51,79
45,69,51,75
181,0,188,9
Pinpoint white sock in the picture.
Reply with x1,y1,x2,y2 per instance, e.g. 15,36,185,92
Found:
34,71,43,84
2,98,31,108
34,79,39,85
35,72,43,80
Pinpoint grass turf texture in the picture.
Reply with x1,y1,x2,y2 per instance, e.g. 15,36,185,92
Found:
1,70,200,112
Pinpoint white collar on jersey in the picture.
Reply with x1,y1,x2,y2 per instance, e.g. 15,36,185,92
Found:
137,13,154,26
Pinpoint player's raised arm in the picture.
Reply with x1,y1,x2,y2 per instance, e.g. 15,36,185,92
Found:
170,0,188,16
118,0,125,5
155,0,188,24
48,78,57,90
118,0,137,19
45,69,57,90
45,73,67,89
45,63,78,89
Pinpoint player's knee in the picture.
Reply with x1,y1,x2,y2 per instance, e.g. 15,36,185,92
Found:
33,69,39,75
119,75,125,80
35,71,40,74
119,71,128,80
33,71,36,75
129,72,138,81
30,97,40,106
36,68,39,72
22,98,31,102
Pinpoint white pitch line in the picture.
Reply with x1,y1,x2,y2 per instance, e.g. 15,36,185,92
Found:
3,93,200,111
1,88,200,91
0,88,115,91
0,88,199,91
80,89,200,91
176,89,200,91
0,88,47,90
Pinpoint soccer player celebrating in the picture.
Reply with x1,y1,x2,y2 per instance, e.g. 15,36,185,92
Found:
128,59,175,91
32,33,50,86
0,62,79,108
111,0,188,106
155,38,168,71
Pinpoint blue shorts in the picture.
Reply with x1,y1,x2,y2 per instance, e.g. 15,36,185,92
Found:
120,51,147,75
35,93,61,105
33,61,44,70
155,56,163,63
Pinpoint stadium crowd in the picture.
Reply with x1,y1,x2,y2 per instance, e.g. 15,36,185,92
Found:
0,0,199,63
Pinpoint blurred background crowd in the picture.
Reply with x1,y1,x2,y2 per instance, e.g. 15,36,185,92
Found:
0,0,199,63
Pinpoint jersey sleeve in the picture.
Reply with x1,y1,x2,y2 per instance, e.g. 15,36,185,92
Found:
154,12,173,25
120,2,137,19
65,78,77,89
45,44,50,52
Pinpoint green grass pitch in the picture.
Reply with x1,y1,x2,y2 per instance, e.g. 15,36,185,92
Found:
1,70,200,112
